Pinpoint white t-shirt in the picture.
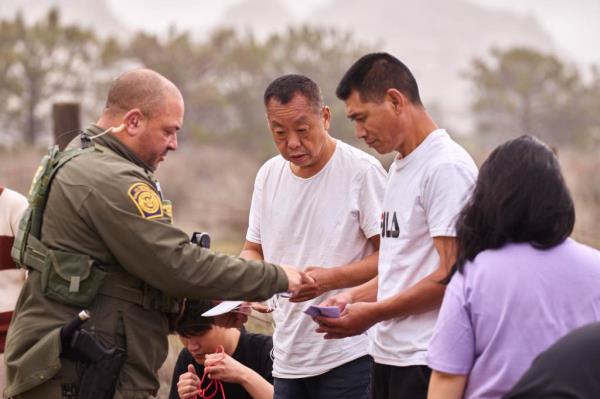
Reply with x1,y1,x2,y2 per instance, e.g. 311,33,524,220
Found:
0,187,28,314
370,129,478,367
246,139,387,378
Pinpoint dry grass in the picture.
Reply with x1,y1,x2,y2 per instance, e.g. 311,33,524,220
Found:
560,148,600,248
153,143,267,242
3,142,597,247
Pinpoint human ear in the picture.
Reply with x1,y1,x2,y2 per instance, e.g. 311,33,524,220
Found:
321,106,331,130
386,89,406,114
122,109,145,136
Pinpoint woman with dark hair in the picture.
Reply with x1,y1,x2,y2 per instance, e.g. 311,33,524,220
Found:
425,136,600,399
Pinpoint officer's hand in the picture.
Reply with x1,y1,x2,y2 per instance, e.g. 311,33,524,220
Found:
290,266,334,302
314,301,379,339
177,364,200,399
281,265,314,297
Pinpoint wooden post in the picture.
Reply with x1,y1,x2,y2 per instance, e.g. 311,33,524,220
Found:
53,102,80,150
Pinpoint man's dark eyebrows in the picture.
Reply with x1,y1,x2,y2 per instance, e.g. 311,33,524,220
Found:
347,112,360,120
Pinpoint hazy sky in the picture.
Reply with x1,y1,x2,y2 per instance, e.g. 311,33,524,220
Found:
106,0,600,66
106,0,329,28
469,0,600,65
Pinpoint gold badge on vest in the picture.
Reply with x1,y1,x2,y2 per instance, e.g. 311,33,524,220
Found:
127,182,164,219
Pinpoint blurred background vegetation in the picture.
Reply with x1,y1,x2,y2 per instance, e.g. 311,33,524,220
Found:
1,7,598,248
1,4,599,397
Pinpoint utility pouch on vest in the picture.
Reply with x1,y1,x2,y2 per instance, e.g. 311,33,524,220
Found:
12,145,94,268
10,144,103,308
11,206,33,266
11,146,58,267
41,250,107,307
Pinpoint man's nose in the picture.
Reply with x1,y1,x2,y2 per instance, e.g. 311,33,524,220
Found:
287,132,301,149
355,123,367,140
168,134,178,151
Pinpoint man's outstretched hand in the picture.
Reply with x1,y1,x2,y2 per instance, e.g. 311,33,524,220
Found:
282,265,314,298
289,266,335,303
317,291,353,311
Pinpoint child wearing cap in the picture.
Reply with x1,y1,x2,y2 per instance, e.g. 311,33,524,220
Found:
169,300,274,399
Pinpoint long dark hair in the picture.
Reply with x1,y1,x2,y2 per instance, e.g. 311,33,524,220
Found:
447,135,575,280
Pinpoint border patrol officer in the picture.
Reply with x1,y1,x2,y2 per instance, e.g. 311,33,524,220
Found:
4,69,304,399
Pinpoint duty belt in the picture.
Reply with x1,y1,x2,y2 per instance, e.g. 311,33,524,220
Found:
23,235,177,313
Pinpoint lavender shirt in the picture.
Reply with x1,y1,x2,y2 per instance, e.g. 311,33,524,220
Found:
427,239,600,399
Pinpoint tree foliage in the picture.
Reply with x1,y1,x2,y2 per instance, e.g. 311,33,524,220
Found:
467,47,599,147
0,9,97,144
120,26,371,156
4,10,597,151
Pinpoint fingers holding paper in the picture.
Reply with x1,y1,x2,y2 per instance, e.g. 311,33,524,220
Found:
314,301,379,339
318,291,353,311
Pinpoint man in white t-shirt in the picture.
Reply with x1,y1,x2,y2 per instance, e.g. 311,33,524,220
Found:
240,74,387,399
314,53,478,399
0,185,28,394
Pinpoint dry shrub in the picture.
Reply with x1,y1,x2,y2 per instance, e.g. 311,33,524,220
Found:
155,143,265,243
0,146,46,193
560,148,600,248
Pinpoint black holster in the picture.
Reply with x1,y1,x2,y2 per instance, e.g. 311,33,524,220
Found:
67,329,126,399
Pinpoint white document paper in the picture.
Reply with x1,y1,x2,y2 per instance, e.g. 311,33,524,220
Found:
201,300,243,317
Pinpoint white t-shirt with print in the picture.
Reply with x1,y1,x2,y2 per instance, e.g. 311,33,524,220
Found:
370,129,478,367
247,139,387,378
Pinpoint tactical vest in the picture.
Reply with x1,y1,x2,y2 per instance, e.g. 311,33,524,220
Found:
12,139,178,313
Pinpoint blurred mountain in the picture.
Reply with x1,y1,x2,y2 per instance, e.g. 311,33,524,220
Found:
218,0,295,37
214,0,557,131
0,0,128,37
309,0,555,100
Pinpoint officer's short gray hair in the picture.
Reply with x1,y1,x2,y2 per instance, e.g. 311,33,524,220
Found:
105,68,179,117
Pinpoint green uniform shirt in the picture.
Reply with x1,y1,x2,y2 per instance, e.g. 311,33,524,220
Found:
4,125,288,398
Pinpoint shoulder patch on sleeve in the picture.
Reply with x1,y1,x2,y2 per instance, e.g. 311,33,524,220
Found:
127,182,163,219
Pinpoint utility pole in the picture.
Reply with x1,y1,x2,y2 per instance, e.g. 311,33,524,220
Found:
53,102,80,150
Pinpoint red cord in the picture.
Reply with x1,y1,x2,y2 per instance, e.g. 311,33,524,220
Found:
197,345,226,399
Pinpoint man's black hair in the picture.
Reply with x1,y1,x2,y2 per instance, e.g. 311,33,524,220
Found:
174,299,215,338
444,135,574,282
264,74,323,112
336,52,422,105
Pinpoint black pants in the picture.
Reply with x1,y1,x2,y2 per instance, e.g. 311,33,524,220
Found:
274,355,372,399
371,363,431,399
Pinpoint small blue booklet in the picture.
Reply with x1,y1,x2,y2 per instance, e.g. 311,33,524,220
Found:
304,305,341,318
